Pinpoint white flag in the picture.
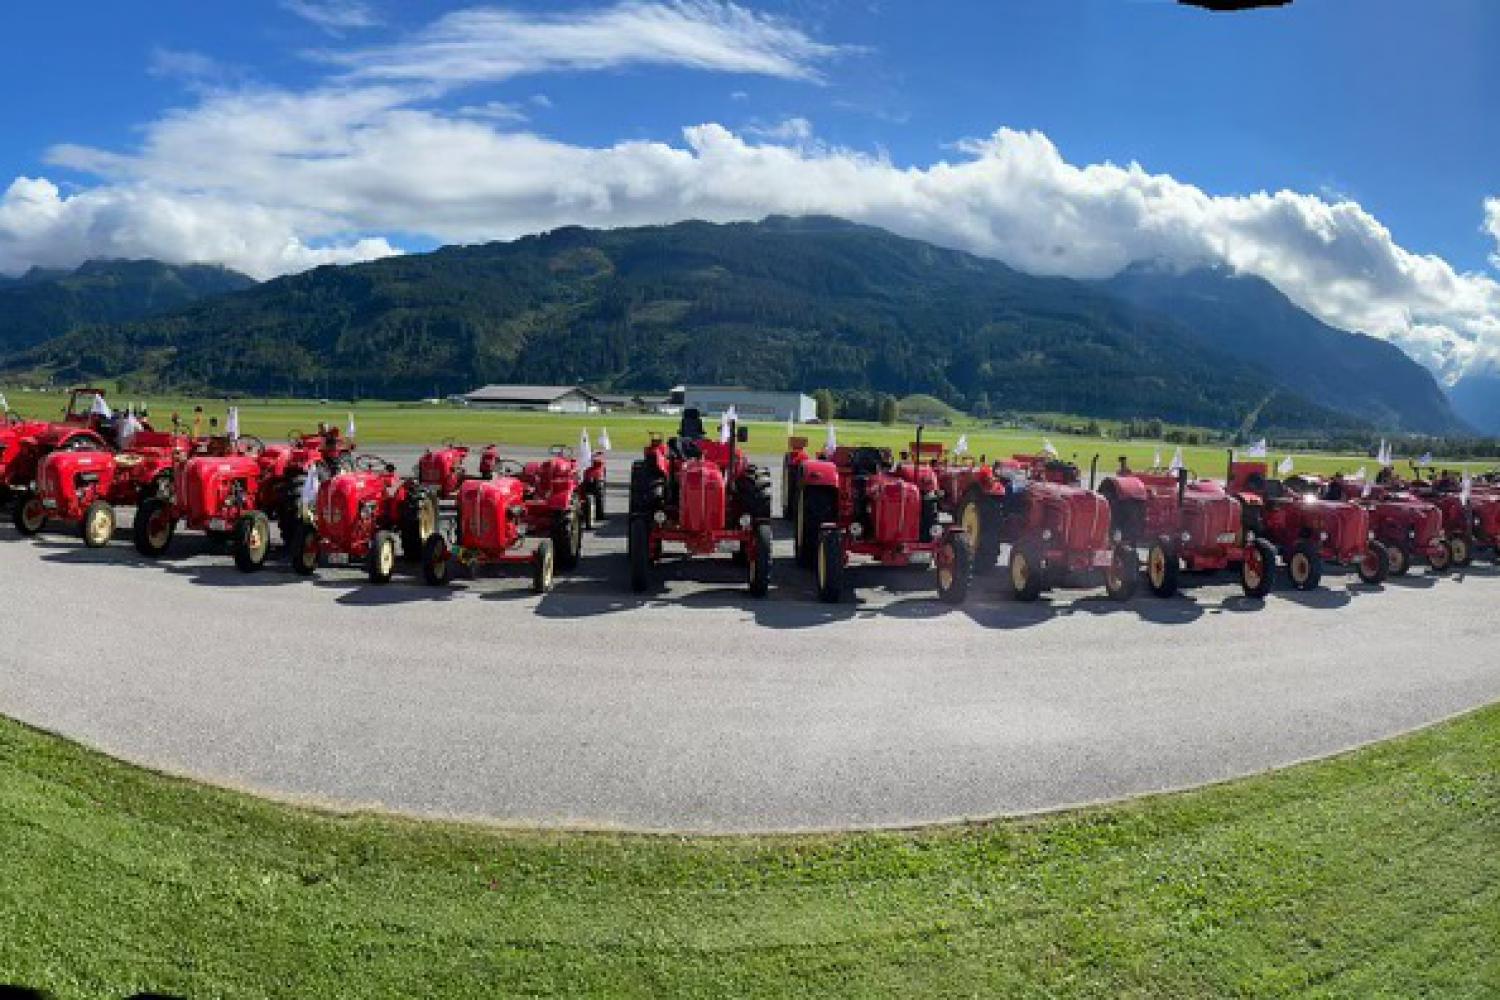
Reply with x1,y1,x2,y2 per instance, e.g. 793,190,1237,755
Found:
90,393,112,419
1418,452,1433,466
1362,479,1372,499
300,464,322,509
825,422,837,452
1278,455,1295,475
1169,446,1184,472
225,407,239,440
1461,473,1473,506
1152,449,1162,468
0,392,8,412
346,412,357,439
953,434,969,456
580,428,593,472
1245,438,1268,459
118,412,142,449
1376,440,1390,467
1042,438,1059,458
719,406,737,445
786,412,795,439
598,427,611,451
1353,466,1367,482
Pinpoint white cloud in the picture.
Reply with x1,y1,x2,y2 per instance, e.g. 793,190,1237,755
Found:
1486,197,1500,270
326,1,845,84
281,0,380,33
148,47,225,82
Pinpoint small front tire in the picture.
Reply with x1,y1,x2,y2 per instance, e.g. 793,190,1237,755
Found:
935,532,973,605
1145,541,1179,598
815,526,844,603
1104,543,1140,602
747,522,773,598
233,511,272,573
1357,540,1389,586
532,538,555,594
1240,539,1276,599
81,501,116,549
367,530,397,584
421,533,452,586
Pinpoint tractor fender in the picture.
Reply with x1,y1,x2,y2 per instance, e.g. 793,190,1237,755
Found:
1097,475,1149,503
798,458,840,489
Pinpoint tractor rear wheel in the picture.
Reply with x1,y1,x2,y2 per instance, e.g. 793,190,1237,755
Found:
957,492,1002,575
1429,539,1453,574
590,483,606,523
627,515,652,593
12,490,45,536
1449,533,1473,567
368,530,397,584
400,489,438,561
81,501,115,549
1006,541,1045,602
1357,540,1390,585
935,532,973,605
288,520,319,576
580,491,596,531
1287,540,1322,591
1240,539,1276,598
1387,544,1411,577
552,501,582,571
796,487,836,568
1145,541,1180,598
133,497,176,558
232,511,271,573
532,538,556,594
815,526,844,603
747,522,772,598
421,533,452,586
1104,543,1140,601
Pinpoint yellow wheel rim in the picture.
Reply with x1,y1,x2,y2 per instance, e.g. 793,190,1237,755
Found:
88,510,111,545
961,504,981,547
1150,549,1166,587
1011,553,1029,591
1292,554,1308,582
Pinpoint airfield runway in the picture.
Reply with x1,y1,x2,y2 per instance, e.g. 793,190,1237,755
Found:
2,446,1498,832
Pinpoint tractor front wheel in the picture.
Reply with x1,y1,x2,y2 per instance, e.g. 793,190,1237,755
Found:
552,501,582,571
796,487,836,568
591,483,606,523
1357,540,1390,586
935,532,973,605
1007,541,1045,602
288,520,319,576
1387,543,1411,577
368,530,397,584
421,533,452,586
1104,543,1140,602
1145,541,1180,598
1240,539,1276,598
957,492,1001,575
815,526,844,603
1287,540,1323,591
232,511,272,573
532,538,556,594
747,522,772,598
133,497,176,558
81,501,116,549
400,489,438,561
1428,539,1453,574
12,490,45,536
1449,533,1473,568
627,515,652,593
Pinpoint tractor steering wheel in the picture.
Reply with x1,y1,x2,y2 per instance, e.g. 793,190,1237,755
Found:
354,453,391,473
549,444,575,459
236,434,266,457
288,428,306,444
492,458,526,478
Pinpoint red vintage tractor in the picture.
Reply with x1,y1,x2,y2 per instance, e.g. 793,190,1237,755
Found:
792,428,972,604
935,452,1136,602
419,475,559,593
1391,467,1500,568
1096,463,1279,598
1227,461,1388,589
17,429,189,547
284,455,437,582
1318,475,1452,576
2,388,113,512
627,409,774,596
416,440,471,500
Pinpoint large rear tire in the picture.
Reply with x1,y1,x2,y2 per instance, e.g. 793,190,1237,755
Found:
935,532,973,605
288,520,319,576
957,492,1002,575
12,490,45,536
747,522,772,598
400,489,438,561
421,533,451,586
627,515,652,593
133,497,176,558
232,511,271,573
815,526,844,604
796,486,836,568
1386,543,1411,577
1429,538,1453,574
80,500,116,548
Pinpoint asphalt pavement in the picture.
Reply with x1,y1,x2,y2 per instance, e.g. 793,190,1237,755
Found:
2,444,1498,833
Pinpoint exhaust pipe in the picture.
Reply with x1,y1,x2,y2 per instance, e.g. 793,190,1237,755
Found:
1089,454,1099,491
1178,466,1189,507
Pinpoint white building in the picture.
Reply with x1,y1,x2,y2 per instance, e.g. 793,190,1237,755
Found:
679,386,816,422
463,385,602,413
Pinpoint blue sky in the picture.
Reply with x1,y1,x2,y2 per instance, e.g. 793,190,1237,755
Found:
2,1,1498,377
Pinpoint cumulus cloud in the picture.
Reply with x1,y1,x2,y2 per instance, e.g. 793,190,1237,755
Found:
326,1,845,84
1486,197,1500,270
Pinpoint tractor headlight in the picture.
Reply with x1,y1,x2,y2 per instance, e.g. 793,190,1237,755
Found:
930,523,942,539
1180,531,1192,543
1246,531,1256,541
739,514,751,529
850,522,864,538
1042,529,1054,542
1320,531,1329,541
654,510,667,525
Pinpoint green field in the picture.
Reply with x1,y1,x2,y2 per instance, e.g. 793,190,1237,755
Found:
0,707,1495,997
2,386,1488,478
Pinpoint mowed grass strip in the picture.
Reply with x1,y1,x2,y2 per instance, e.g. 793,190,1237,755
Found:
0,708,1496,998
3,388,1482,479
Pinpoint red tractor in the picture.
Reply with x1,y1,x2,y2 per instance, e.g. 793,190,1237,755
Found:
1399,468,1500,568
419,476,560,593
285,455,437,582
792,428,972,604
935,452,1136,602
1227,461,1388,589
415,440,471,501
132,430,352,571
1096,463,1279,598
1318,475,1452,576
2,388,113,513
17,428,189,547
627,409,774,596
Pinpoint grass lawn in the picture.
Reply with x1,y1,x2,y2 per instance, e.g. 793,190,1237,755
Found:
0,707,1496,998
3,386,1486,479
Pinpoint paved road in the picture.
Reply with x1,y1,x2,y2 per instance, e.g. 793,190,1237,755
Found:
2,445,1498,832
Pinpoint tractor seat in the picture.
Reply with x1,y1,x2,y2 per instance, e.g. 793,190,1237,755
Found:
848,447,886,477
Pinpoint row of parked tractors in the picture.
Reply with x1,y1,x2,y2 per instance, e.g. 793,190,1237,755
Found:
5,390,1500,604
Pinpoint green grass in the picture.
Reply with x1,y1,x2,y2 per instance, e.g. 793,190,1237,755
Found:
3,386,1490,478
1,707,1496,998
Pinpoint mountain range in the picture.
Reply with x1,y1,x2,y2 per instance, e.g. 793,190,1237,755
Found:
0,217,1477,436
